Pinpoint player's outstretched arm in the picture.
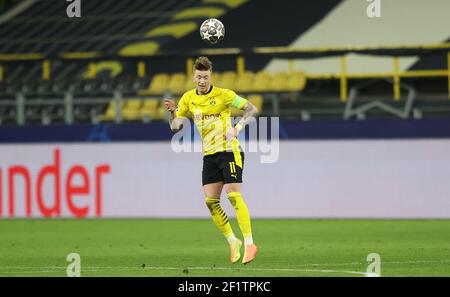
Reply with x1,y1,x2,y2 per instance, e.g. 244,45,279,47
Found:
164,98,183,133
226,101,258,141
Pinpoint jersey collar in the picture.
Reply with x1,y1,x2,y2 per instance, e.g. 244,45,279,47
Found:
196,85,213,96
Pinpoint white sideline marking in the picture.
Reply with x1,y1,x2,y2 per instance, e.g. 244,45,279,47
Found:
0,266,367,276
1,259,449,276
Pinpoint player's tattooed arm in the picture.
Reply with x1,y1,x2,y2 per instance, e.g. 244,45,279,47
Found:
236,101,258,131
226,101,258,141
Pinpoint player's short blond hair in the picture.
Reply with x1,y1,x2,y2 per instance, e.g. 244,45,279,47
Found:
194,56,212,72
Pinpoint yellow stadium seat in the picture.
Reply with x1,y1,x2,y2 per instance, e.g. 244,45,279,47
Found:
139,73,170,95
218,71,236,90
168,73,187,95
234,71,254,93
287,71,307,92
140,98,160,120
252,71,271,92
270,72,288,92
184,79,195,91
122,98,143,121
99,100,124,121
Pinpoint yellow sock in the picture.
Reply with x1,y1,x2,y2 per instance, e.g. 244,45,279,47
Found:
205,197,236,242
227,192,253,245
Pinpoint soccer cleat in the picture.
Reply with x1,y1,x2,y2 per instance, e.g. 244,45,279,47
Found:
229,239,242,264
242,244,258,264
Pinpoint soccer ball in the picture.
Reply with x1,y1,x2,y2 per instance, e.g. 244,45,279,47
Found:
200,18,225,44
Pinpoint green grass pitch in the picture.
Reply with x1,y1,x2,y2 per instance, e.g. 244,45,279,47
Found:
0,219,449,276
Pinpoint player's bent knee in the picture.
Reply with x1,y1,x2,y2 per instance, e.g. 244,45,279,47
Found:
227,191,241,198
205,197,220,211
226,191,241,207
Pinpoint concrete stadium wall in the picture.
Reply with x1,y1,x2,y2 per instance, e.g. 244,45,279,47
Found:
0,140,449,218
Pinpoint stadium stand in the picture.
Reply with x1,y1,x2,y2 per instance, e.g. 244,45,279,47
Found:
0,0,449,125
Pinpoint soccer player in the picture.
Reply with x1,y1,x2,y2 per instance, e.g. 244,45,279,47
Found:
164,56,258,264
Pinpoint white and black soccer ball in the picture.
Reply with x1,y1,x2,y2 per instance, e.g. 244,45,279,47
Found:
200,18,225,44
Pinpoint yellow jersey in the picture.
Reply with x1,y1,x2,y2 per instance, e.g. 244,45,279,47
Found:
176,86,247,157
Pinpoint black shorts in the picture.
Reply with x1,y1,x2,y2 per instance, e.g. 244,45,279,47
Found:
202,151,245,185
